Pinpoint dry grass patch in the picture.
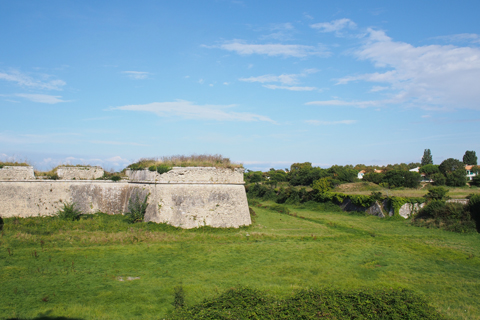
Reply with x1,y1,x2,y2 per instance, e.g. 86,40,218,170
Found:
127,154,242,170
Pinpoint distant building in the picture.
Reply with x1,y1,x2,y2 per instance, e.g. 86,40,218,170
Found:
358,170,365,179
466,165,477,181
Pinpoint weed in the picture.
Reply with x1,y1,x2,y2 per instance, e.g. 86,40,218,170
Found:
124,191,150,223
56,202,82,221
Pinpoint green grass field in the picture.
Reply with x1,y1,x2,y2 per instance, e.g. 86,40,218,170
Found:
1,203,480,319
332,182,480,199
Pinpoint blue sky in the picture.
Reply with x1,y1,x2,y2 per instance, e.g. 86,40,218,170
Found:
1,1,480,171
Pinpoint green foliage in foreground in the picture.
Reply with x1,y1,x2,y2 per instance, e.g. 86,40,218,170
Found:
56,202,82,221
171,286,444,320
1,203,480,319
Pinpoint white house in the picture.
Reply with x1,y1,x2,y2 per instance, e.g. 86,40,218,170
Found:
466,165,477,181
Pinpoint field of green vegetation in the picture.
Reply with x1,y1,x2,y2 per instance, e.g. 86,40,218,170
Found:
1,202,480,319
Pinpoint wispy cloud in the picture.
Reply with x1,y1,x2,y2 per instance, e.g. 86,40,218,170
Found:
306,119,357,125
13,93,68,104
305,99,379,107
310,18,356,35
260,23,295,41
0,70,65,90
240,69,318,90
206,40,330,57
112,100,275,123
263,85,317,91
334,28,480,110
240,74,299,85
432,33,480,44
122,71,150,80
89,140,149,146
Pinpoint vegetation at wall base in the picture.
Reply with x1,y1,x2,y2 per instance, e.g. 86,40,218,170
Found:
124,192,150,223
170,286,445,320
56,202,82,221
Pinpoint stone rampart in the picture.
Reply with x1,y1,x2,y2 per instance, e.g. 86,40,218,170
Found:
0,167,251,229
126,167,244,184
57,166,104,180
0,166,35,180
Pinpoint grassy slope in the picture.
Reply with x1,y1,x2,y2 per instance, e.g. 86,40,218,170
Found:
1,207,480,320
332,182,480,198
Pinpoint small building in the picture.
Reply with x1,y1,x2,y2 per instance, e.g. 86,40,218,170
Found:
357,170,365,179
466,165,477,181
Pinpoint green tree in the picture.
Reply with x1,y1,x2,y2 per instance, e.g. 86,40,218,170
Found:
439,158,467,187
420,164,440,176
463,150,478,165
312,177,332,193
421,149,433,166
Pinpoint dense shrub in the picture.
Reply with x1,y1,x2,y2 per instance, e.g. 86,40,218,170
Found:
171,286,445,320
431,173,446,186
124,191,150,223
382,170,420,188
446,171,467,187
363,172,384,184
425,186,449,200
471,175,480,187
413,200,475,233
469,194,480,231
56,202,82,221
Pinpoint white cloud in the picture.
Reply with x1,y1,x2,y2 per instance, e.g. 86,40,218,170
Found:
370,86,389,92
122,71,150,80
260,23,295,41
333,28,480,110
112,100,275,123
310,18,356,35
305,99,379,107
240,74,299,85
198,78,205,84
207,40,329,57
240,69,319,89
263,85,317,91
0,70,65,90
306,119,357,125
14,93,68,104
433,33,480,44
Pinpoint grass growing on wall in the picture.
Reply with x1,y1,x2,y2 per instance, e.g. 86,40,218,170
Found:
1,204,480,319
127,154,243,170
0,161,30,169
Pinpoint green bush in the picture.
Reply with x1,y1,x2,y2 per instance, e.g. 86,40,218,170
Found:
156,164,172,174
471,175,480,187
124,192,150,223
56,202,82,221
414,200,476,233
110,175,122,182
0,215,3,231
425,186,449,200
173,285,185,309
171,286,445,320
431,173,446,186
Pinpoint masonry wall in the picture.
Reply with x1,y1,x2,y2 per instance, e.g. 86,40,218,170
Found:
0,166,35,181
126,167,244,184
0,168,251,229
57,166,104,180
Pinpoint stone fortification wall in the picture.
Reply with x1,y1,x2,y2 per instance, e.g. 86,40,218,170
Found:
0,181,130,217
126,167,244,184
0,166,35,181
57,166,104,180
0,167,251,229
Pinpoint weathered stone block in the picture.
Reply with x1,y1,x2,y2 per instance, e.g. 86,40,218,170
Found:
57,166,104,180
0,166,34,180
